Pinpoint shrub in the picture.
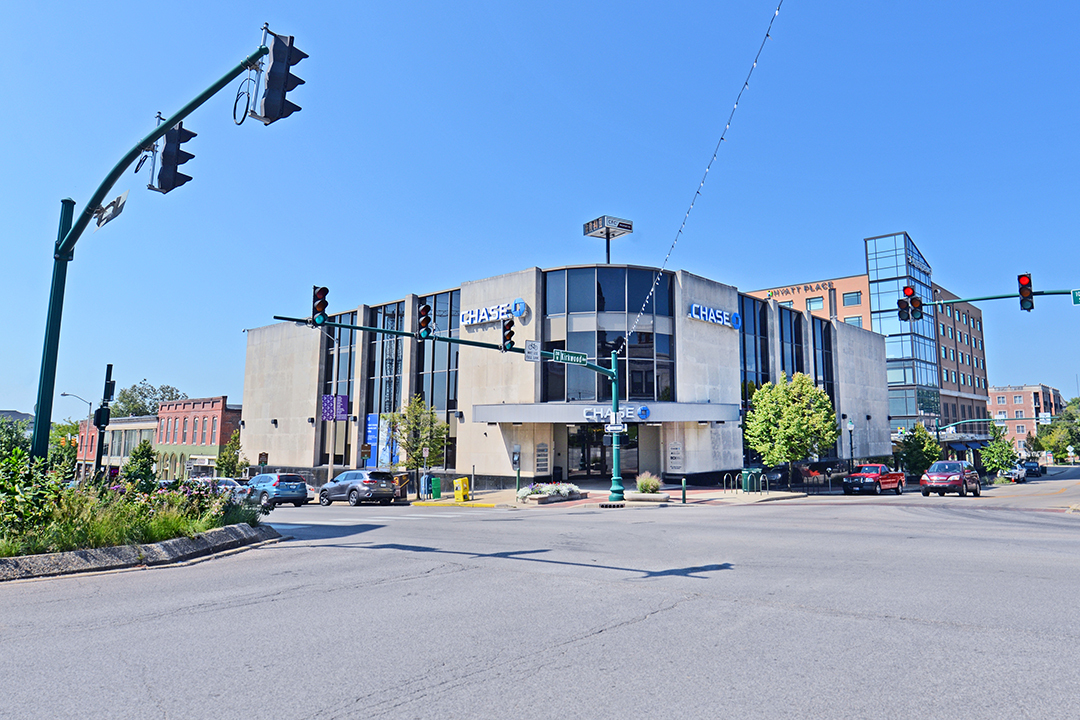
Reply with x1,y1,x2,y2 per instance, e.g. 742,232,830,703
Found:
636,472,662,493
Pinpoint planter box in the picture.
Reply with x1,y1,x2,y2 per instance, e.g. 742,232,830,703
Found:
523,491,588,504
624,492,670,502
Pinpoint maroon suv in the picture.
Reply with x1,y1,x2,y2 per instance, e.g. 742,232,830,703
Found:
920,460,981,497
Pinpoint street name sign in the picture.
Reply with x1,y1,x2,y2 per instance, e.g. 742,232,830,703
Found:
552,349,587,366
1072,289,1080,305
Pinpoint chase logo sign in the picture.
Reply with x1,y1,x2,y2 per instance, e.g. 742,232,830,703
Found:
688,303,741,329
461,298,527,326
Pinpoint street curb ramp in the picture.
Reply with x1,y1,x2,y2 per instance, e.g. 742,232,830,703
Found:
0,523,281,582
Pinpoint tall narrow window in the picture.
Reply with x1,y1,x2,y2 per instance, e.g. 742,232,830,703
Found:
211,417,218,445
201,417,208,445
192,417,199,445
182,418,188,444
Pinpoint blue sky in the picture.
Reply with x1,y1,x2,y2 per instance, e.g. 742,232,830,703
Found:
4,1,1079,421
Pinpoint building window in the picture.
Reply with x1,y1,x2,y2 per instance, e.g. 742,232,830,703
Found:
778,307,805,380
182,418,188,444
201,417,207,445
192,417,199,445
942,367,949,384
805,296,824,311
940,346,947,359
940,323,945,336
844,316,862,327
947,327,953,339
1013,395,1022,404
949,348,955,361
951,371,957,383
211,417,218,445
947,306,952,318
778,301,793,308
1016,424,1026,435
977,320,982,331
1014,410,1023,419
842,291,861,306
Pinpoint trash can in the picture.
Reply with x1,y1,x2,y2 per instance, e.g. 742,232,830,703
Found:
454,476,471,502
553,466,563,483
431,476,442,499
741,468,761,492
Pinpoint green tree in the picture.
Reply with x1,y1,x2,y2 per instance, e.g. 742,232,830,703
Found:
215,429,249,479
1037,397,1079,464
47,418,80,479
897,424,941,478
110,380,187,418
982,421,1018,476
0,417,31,461
385,395,449,471
1022,431,1044,461
120,439,158,493
744,373,839,471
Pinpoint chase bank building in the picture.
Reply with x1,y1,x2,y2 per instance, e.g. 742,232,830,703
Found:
242,265,891,487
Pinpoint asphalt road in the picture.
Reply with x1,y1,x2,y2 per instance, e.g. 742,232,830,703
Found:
2,469,1078,719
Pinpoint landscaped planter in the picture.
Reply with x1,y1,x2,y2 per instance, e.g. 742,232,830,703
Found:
522,490,589,504
623,492,671,502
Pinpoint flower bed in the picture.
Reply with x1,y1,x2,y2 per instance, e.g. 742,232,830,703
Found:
516,482,586,504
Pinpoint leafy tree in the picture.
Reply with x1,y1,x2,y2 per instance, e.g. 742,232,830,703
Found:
0,417,32,461
120,439,158,493
47,418,80,479
1037,397,1079,464
385,395,449,471
897,424,941,478
215,430,249,479
110,380,187,418
744,373,839,472
1022,431,1044,461
982,421,1018,476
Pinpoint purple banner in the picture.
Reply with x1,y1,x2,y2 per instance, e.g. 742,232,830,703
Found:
320,394,348,421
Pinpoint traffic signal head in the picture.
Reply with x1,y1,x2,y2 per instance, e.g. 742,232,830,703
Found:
259,31,307,125
1018,273,1033,311
910,295,924,321
502,317,515,351
417,303,433,339
897,285,914,321
312,286,329,326
156,122,196,193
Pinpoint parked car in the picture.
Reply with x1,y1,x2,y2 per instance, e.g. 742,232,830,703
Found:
921,460,981,497
1022,461,1042,478
319,469,397,506
247,473,308,507
210,477,250,503
842,464,905,495
306,483,318,503
1004,463,1028,483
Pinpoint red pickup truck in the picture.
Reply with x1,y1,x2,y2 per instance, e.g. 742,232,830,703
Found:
842,464,905,495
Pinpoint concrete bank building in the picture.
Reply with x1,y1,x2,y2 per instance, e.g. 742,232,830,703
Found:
241,264,892,489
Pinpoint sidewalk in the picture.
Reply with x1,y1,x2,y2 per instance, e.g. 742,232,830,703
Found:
410,480,806,509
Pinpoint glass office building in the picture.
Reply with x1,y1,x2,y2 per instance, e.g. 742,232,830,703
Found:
865,232,940,432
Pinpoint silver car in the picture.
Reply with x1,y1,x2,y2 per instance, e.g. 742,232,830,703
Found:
319,470,397,506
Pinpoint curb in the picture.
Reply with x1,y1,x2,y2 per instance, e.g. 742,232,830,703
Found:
0,524,281,583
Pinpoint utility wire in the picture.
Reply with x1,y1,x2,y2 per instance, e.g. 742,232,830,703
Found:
628,0,786,342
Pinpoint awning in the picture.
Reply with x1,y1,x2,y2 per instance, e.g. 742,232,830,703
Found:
968,441,989,449
948,443,968,451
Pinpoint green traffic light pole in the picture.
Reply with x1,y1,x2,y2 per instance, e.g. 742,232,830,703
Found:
273,315,626,501
923,290,1074,306
30,45,270,461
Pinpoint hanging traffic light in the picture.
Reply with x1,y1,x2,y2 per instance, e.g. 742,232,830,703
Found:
312,286,329,326
417,303,433,339
502,317,515,351
259,31,307,125
910,293,924,321
897,285,915,321
1018,273,1034,311
156,122,196,193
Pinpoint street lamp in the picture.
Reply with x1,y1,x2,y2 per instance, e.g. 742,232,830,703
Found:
846,419,855,470
60,391,93,479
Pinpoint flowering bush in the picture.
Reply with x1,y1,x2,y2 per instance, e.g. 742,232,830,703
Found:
516,482,582,502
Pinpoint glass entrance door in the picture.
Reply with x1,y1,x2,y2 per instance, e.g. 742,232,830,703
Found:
566,425,638,480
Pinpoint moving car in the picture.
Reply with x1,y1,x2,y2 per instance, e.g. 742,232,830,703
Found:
1022,461,1041,478
320,470,397,506
920,460,981,497
247,473,308,507
842,464,905,495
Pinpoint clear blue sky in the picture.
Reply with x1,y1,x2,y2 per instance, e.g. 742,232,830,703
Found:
4,1,1079,421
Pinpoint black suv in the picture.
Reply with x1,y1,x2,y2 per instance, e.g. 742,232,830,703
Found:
1022,461,1042,478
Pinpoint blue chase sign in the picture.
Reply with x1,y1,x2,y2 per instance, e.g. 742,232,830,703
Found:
688,303,741,329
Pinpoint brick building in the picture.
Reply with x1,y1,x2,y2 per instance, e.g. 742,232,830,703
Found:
155,396,242,480
988,384,1065,453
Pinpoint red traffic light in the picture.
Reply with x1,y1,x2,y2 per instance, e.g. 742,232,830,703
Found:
1018,273,1033,311
1018,274,1031,287
902,285,916,297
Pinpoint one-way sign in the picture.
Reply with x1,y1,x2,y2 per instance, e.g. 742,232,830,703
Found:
604,423,626,433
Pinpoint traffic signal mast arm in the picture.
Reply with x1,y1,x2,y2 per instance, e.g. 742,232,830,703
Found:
271,315,617,380
922,290,1072,305
55,46,268,258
